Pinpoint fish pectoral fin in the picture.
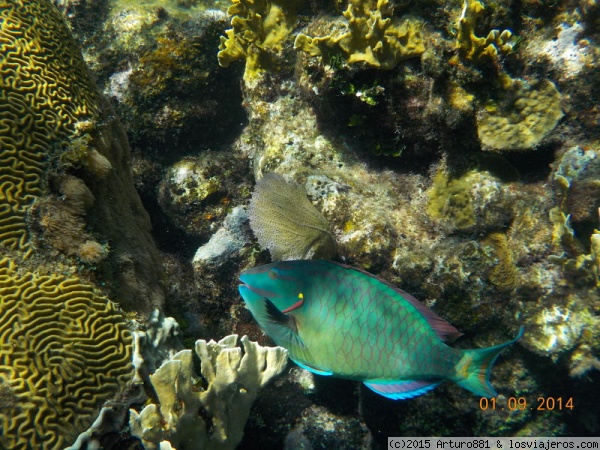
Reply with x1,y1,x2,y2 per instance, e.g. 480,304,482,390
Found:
291,359,334,376
263,298,310,350
363,379,441,400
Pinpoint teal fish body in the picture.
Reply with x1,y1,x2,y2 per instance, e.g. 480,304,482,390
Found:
238,260,522,400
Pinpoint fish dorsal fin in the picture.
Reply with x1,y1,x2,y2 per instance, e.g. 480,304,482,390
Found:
364,379,441,399
393,289,463,342
331,261,462,342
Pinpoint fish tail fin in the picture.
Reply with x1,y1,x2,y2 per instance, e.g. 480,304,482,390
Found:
454,327,524,398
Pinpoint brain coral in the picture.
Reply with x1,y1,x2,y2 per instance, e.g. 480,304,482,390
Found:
0,256,133,450
0,0,102,253
0,0,164,312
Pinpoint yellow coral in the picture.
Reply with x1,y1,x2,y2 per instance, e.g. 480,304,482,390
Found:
477,78,564,151
218,0,304,84
455,0,515,62
0,0,103,253
0,256,133,450
294,0,424,70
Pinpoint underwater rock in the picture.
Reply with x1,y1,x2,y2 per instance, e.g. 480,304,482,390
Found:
248,173,337,261
158,154,252,239
193,206,254,270
284,405,372,450
129,335,288,450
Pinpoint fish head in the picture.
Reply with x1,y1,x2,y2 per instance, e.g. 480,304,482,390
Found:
238,261,307,313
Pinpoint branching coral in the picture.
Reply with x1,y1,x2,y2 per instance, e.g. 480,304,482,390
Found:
294,0,424,70
218,0,304,84
455,0,515,63
129,335,288,450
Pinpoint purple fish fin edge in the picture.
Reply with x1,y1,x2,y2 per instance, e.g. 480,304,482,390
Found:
292,359,334,376
391,289,463,342
363,379,441,400
330,261,462,342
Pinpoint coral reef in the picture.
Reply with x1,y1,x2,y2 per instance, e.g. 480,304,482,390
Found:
294,0,425,70
129,334,288,450
157,153,252,239
49,0,600,442
0,256,133,450
477,77,564,151
248,172,337,260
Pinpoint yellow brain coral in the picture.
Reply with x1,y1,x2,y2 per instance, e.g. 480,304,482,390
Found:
0,256,133,450
477,78,564,151
0,0,103,253
294,0,424,70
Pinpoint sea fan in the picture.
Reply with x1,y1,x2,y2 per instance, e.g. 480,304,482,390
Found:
248,173,337,261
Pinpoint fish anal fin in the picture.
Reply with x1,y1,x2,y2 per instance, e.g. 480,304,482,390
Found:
364,379,441,400
292,359,333,376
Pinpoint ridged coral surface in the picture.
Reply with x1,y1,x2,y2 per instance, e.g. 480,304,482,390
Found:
0,0,102,252
0,257,133,450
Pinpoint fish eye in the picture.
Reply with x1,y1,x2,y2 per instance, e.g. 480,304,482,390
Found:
268,269,278,279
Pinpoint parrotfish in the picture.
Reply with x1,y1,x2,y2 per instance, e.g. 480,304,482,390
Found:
238,260,523,400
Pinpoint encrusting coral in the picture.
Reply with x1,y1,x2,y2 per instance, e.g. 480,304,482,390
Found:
476,77,564,151
0,256,133,450
426,169,511,232
129,334,288,450
248,172,337,260
294,0,424,70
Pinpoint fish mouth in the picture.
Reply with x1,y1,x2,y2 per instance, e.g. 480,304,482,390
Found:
238,281,280,299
